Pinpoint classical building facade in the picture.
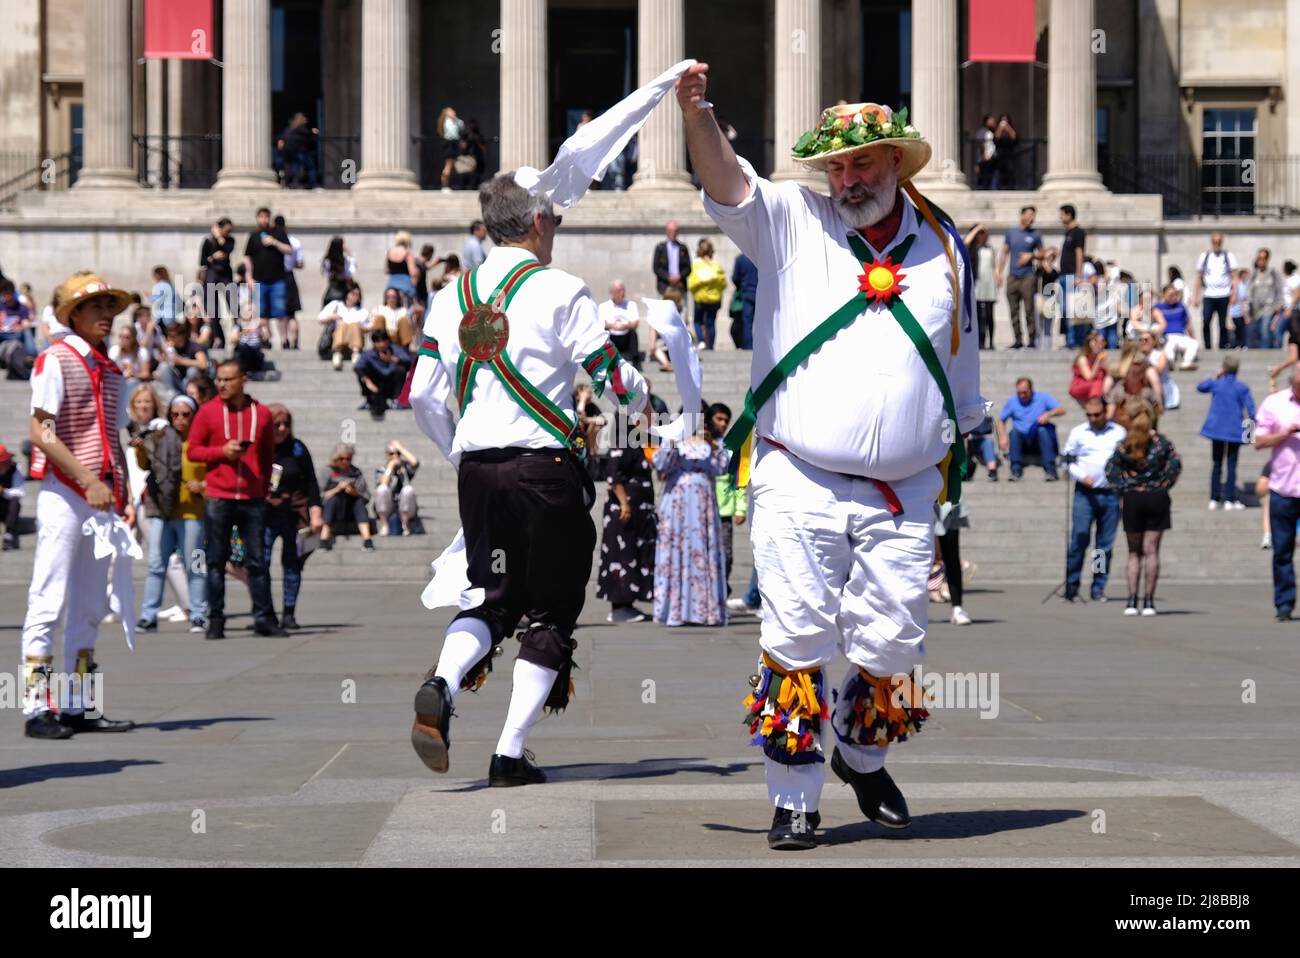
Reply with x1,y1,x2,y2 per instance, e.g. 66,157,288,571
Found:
0,0,1298,317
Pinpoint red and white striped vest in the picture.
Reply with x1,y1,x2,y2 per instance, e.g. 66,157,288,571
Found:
30,338,127,510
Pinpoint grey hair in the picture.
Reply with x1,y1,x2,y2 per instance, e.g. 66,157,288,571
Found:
479,173,554,245
330,442,356,465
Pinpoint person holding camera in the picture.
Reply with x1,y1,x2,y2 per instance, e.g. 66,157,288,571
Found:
186,359,285,639
318,443,375,552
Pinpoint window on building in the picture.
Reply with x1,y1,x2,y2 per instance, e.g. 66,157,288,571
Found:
70,102,84,187
1201,108,1256,215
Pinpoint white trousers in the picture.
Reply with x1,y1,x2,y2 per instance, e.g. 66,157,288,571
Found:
749,443,938,810
21,479,112,715
1164,334,1199,367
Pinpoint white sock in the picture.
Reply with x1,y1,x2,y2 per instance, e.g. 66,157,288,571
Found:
765,757,824,812
432,618,493,700
836,742,888,774
495,658,558,758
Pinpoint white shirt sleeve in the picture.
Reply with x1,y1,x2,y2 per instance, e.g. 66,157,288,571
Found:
30,349,64,416
318,300,341,321
699,155,805,273
560,290,648,416
409,318,458,466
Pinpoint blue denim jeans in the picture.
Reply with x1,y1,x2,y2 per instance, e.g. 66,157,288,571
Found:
1009,424,1059,477
1269,491,1300,611
255,279,287,320
743,566,760,608
141,516,207,623
1210,440,1241,503
263,507,308,611
1066,487,1120,597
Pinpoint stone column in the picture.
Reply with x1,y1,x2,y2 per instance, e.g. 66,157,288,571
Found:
146,58,165,188
1041,0,1105,192
770,0,822,185
909,0,966,189
498,0,548,172
214,0,276,189
630,0,692,190
167,59,184,189
76,0,137,189
355,0,418,190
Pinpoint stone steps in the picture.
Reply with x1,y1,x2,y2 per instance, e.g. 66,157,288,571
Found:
0,339,1286,584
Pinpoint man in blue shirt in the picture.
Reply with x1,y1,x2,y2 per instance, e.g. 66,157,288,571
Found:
1062,398,1126,600
996,377,1065,480
997,206,1043,349
355,330,412,422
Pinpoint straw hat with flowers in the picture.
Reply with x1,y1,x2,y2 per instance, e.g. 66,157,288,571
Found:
792,103,931,182
54,273,133,324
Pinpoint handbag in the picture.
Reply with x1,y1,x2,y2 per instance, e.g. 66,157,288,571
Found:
454,154,478,176
317,319,337,360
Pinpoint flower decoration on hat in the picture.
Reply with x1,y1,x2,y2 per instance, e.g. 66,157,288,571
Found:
858,256,906,306
793,104,918,160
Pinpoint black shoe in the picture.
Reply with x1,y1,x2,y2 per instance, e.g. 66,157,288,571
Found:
1124,594,1139,616
25,712,75,739
253,620,290,637
488,751,547,787
362,539,376,552
1062,589,1079,602
411,675,452,773
1044,472,1060,482
986,470,998,482
2,534,17,551
1141,594,1157,617
281,611,300,630
1008,471,1022,482
1011,341,1024,350
58,712,135,733
767,807,821,850
830,748,911,828
205,620,226,640
1277,605,1293,622
319,538,334,551
136,617,158,632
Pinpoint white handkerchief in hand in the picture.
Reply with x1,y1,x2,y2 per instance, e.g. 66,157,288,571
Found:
640,299,703,441
421,527,486,612
515,59,697,208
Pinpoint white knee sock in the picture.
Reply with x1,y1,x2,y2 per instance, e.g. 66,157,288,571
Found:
836,742,888,774
765,757,825,812
432,618,493,700
495,659,558,759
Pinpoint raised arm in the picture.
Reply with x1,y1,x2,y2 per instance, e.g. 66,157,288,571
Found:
676,64,747,207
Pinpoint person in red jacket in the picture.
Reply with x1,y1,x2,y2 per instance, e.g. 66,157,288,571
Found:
187,358,285,639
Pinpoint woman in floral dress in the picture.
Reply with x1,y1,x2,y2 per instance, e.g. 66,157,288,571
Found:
597,411,657,623
653,427,729,626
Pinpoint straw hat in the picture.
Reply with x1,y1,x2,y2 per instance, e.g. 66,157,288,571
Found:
792,103,931,182
54,273,134,324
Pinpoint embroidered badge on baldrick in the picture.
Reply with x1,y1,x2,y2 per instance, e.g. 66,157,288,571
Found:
458,300,510,361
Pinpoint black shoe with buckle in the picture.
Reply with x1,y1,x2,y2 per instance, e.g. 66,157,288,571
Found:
411,675,452,773
25,712,75,740
58,712,135,733
488,750,546,787
767,807,822,850
830,748,911,828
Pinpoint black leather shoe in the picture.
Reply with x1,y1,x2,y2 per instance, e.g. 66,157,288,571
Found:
25,713,75,739
411,676,452,773
488,751,546,787
205,621,226,640
767,807,821,850
831,748,911,828
136,617,158,632
58,712,135,733
281,611,300,630
253,620,289,637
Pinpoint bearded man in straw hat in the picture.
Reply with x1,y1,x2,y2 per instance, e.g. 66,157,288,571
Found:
677,64,987,849
20,272,138,739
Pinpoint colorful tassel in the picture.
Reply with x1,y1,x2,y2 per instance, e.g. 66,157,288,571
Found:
741,653,828,766
834,667,929,747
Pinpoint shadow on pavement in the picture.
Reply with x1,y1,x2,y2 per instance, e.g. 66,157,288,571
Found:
704,807,1086,842
441,757,760,792
0,759,163,789
132,716,273,732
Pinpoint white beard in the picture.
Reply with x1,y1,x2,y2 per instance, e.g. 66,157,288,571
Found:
831,172,900,230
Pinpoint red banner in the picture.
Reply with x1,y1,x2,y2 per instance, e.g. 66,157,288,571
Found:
144,0,214,60
967,0,1037,63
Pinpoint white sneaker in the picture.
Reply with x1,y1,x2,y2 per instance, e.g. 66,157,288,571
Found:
950,606,972,626
727,597,755,613
1262,534,1272,550
1207,500,1220,511
102,612,119,624
332,351,342,371
1229,501,1246,511
161,605,189,623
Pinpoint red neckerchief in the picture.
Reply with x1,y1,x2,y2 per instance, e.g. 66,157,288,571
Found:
859,189,904,252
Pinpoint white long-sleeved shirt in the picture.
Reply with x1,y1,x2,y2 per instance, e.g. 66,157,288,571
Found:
1063,420,1127,487
411,246,647,466
701,157,986,482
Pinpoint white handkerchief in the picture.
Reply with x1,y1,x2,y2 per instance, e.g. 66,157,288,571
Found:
81,514,142,649
421,527,486,612
515,59,697,208
640,299,703,441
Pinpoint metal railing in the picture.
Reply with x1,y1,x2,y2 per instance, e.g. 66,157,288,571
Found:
0,151,77,209
963,136,1046,190
133,134,222,189
1102,154,1300,218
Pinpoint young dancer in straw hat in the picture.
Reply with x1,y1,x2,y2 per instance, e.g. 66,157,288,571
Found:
21,272,139,739
676,64,987,849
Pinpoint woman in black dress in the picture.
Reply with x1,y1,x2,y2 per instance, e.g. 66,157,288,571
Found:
597,410,657,623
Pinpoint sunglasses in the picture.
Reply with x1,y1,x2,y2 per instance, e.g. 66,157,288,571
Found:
170,409,193,418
